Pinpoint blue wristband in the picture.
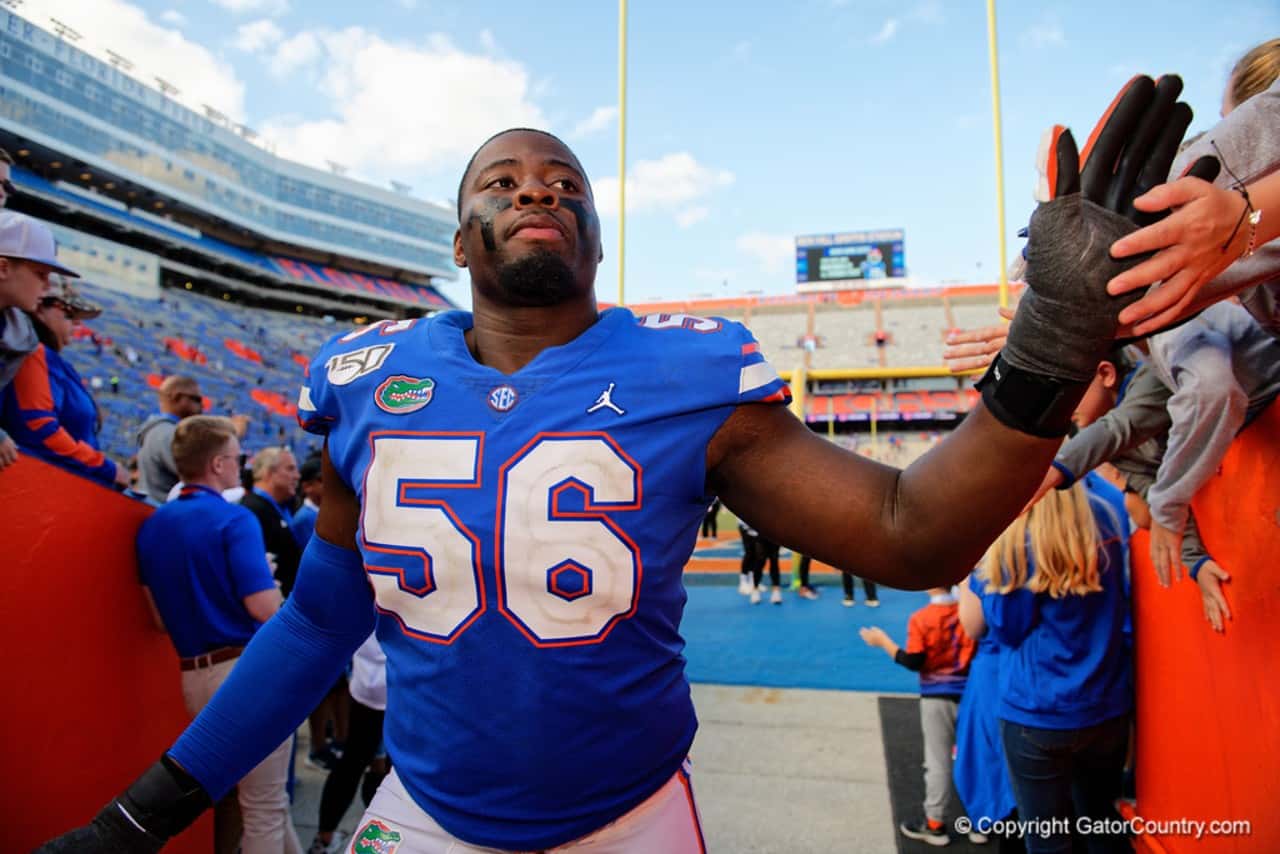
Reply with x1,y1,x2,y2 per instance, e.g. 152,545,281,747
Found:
1050,460,1078,488
170,536,374,797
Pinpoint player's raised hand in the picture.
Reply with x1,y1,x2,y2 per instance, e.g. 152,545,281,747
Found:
1009,75,1207,381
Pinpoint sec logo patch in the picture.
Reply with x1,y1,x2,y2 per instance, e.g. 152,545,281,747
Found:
488,384,519,412
376,375,435,414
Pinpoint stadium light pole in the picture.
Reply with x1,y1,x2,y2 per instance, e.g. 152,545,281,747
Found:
617,0,629,306
985,0,1010,311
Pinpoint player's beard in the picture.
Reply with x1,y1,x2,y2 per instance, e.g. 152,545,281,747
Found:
496,249,580,307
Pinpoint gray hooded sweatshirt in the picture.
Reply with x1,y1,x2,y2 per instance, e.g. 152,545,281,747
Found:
0,306,38,445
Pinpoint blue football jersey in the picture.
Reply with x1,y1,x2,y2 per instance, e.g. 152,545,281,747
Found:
298,307,789,849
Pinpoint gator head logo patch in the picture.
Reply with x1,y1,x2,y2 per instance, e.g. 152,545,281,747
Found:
375,375,435,414
352,819,402,853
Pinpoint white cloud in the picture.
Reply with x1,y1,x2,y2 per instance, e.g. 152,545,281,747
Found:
675,207,709,228
258,28,547,180
731,40,752,62
396,0,420,7
29,0,246,120
570,106,618,139
269,31,320,76
1025,22,1066,48
735,232,794,275
871,18,899,44
160,9,186,25
233,19,282,52
594,153,734,218
211,0,290,16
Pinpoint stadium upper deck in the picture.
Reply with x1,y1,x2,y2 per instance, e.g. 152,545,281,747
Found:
0,9,457,314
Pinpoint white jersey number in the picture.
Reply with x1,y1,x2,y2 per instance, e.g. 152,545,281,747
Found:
362,434,485,643
363,433,641,646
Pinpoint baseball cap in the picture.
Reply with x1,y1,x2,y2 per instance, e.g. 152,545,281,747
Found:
0,211,80,277
41,275,101,319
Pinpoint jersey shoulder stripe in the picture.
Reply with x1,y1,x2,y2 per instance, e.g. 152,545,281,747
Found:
628,311,791,407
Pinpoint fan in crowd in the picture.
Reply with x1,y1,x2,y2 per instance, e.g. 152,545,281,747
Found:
1,270,126,488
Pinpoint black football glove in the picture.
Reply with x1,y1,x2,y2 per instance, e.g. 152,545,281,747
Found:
35,755,211,854
982,74,1219,436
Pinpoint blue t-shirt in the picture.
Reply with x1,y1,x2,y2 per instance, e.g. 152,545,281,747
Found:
1083,471,1133,645
137,484,278,658
0,343,115,484
982,495,1132,730
297,308,789,850
290,501,318,547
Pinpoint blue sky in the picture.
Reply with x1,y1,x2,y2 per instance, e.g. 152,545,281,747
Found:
24,0,1280,308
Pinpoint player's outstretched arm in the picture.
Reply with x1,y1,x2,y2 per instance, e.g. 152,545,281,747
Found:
36,445,371,853
710,75,1207,590
709,400,1056,589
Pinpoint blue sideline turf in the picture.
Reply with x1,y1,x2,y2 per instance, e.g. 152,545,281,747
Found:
680,581,924,694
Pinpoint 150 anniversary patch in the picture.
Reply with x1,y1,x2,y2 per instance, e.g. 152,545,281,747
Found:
325,343,395,386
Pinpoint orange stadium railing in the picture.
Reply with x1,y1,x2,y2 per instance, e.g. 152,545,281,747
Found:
1123,401,1280,852
1,458,211,851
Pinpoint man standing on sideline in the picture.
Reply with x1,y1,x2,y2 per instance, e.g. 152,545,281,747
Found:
136,375,204,503
0,210,79,472
136,415,302,853
241,446,301,595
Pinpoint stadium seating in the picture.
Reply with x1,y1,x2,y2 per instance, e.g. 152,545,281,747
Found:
58,284,1013,469
66,283,335,465
623,287,1018,373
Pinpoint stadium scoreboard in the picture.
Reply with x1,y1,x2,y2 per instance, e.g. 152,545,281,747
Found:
795,229,906,291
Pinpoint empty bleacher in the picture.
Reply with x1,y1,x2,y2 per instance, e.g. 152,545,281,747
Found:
625,285,1020,373
66,284,337,466
740,304,811,374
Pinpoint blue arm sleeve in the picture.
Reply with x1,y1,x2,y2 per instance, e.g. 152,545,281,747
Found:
168,536,375,798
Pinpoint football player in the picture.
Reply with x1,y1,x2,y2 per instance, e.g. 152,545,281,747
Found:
42,74,1209,853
